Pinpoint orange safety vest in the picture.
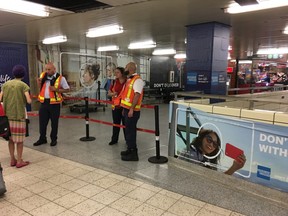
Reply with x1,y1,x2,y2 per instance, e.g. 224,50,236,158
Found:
120,75,143,111
111,80,120,110
38,72,63,104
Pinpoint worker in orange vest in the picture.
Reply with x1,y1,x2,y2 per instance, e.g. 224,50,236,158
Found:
33,62,70,147
120,62,144,161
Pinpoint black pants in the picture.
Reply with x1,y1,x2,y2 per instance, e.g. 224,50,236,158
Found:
111,107,125,142
39,99,60,142
123,108,140,149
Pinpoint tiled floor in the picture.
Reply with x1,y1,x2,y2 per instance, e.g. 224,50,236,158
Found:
0,144,244,216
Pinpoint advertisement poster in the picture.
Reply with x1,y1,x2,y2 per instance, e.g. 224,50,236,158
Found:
169,102,288,192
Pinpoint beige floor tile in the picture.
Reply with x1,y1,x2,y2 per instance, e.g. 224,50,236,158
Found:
91,189,122,205
65,167,91,177
131,203,164,216
54,192,87,208
78,171,105,183
4,188,34,203
13,194,49,212
4,170,29,182
107,173,127,181
39,186,70,201
0,199,10,209
0,204,27,216
75,184,105,198
140,183,162,193
161,212,178,216
146,193,178,210
70,199,105,216
180,196,206,207
54,163,79,173
108,181,137,195
168,200,201,216
93,168,111,176
230,212,246,216
2,166,20,175
11,175,42,188
74,164,96,171
159,189,183,200
58,210,80,216
93,176,120,189
196,208,224,216
33,169,60,180
4,181,22,193
59,178,88,191
109,196,142,214
126,187,156,202
92,206,127,216
46,174,73,185
29,202,65,216
203,204,232,216
123,178,144,186
21,164,46,176
25,181,55,194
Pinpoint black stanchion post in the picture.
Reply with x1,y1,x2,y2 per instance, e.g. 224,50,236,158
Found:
80,97,96,141
148,105,168,164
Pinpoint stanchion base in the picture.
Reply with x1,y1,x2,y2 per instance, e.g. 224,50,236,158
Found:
148,156,168,164
80,137,96,141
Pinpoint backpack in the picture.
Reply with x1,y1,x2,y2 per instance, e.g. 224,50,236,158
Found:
0,103,10,139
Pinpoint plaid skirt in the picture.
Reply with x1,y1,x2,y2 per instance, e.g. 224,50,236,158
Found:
9,119,26,143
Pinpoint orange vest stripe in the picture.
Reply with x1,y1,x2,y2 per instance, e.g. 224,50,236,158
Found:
120,75,143,111
38,72,63,104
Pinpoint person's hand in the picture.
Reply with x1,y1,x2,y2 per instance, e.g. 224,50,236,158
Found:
232,153,246,170
224,153,246,175
128,108,134,118
49,86,57,92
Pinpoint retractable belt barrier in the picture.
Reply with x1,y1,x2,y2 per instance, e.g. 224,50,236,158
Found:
28,95,168,164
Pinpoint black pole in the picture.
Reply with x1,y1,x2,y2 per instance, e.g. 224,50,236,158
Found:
80,97,96,141
148,105,168,164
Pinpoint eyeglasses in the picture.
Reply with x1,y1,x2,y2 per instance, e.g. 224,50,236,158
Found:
205,135,219,148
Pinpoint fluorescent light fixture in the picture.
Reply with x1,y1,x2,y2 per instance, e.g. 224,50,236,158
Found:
128,40,156,49
225,0,288,14
174,53,186,59
86,25,123,38
0,0,49,17
284,27,288,34
239,60,252,64
97,45,119,52
257,48,288,54
152,49,176,55
42,36,67,44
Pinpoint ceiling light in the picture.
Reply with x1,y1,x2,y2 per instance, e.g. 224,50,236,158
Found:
257,48,288,54
239,60,252,64
42,36,67,44
225,0,288,14
0,0,49,17
174,53,186,59
97,45,119,52
128,40,156,49
152,49,176,55
86,25,123,38
284,27,288,34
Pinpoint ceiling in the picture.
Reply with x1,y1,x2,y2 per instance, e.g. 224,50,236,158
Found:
0,0,288,59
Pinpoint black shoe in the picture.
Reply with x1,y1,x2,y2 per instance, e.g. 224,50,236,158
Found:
121,149,131,156
50,141,57,146
121,149,139,161
109,141,118,145
33,139,47,146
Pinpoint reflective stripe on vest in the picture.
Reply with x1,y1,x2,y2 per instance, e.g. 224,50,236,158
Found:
38,72,63,104
120,75,143,111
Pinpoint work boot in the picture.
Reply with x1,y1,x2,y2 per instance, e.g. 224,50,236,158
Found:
121,149,139,161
